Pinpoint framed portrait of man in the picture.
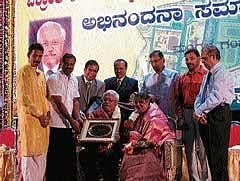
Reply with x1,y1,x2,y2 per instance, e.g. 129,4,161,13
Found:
29,17,72,77
77,119,120,143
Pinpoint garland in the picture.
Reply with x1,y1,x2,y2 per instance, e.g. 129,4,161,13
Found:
0,0,15,129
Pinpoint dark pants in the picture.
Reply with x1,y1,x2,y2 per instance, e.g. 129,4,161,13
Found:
183,108,198,180
183,108,209,181
199,104,231,181
46,127,77,181
78,143,119,181
120,108,133,144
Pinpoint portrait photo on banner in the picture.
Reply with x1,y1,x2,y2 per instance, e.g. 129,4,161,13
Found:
29,17,72,75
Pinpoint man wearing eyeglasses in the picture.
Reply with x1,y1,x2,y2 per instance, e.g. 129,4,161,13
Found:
193,45,234,181
141,50,179,119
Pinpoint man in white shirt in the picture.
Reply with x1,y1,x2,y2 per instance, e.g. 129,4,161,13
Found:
46,53,82,181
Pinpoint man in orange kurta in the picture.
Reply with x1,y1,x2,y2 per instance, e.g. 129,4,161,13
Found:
16,43,50,180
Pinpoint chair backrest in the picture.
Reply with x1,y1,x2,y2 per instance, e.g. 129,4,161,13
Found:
0,127,16,149
167,116,176,132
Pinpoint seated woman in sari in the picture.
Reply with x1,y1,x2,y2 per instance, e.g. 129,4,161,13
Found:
119,92,176,181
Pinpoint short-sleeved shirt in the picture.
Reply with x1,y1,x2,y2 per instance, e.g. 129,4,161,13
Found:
47,70,80,128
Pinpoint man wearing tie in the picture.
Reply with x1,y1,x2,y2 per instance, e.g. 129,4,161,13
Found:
104,59,139,142
193,45,234,181
104,59,138,179
77,60,105,113
105,59,139,121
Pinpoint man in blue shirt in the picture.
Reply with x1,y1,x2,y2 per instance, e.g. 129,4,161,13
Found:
194,45,234,181
141,50,179,119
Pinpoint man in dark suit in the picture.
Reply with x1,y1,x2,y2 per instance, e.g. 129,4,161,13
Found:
105,59,138,120
105,59,139,141
77,60,105,113
104,59,138,179
77,60,105,180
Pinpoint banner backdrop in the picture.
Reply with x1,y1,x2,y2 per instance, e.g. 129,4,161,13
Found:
16,0,240,88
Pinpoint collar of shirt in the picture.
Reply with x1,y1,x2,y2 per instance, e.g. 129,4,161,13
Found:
36,68,43,76
27,63,36,70
116,76,125,82
59,70,74,81
186,64,208,75
154,66,177,77
153,66,165,75
83,76,93,84
43,63,59,76
210,62,221,75
27,63,41,75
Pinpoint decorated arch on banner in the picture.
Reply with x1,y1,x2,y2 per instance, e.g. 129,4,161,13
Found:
0,0,15,129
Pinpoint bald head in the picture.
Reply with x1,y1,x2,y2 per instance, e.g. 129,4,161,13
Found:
37,21,66,69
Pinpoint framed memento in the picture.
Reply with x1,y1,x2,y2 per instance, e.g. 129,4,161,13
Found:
77,119,120,143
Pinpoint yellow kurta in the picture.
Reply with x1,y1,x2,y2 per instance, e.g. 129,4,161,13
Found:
16,63,49,156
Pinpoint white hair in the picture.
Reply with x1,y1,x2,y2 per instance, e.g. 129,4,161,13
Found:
37,21,66,42
103,90,119,101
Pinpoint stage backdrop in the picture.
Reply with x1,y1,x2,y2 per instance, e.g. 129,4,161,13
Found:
16,0,240,89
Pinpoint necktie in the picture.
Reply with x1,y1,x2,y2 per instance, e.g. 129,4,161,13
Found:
86,82,91,104
116,79,121,90
202,72,212,103
47,69,54,77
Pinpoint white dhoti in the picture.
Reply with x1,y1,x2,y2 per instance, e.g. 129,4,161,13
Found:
21,154,46,181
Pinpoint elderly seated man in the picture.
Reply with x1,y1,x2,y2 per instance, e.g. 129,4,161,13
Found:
79,90,121,181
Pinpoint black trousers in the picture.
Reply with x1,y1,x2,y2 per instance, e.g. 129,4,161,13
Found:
46,127,77,181
78,143,120,181
199,104,231,181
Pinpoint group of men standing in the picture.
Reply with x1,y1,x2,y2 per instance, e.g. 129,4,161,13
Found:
16,42,234,181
